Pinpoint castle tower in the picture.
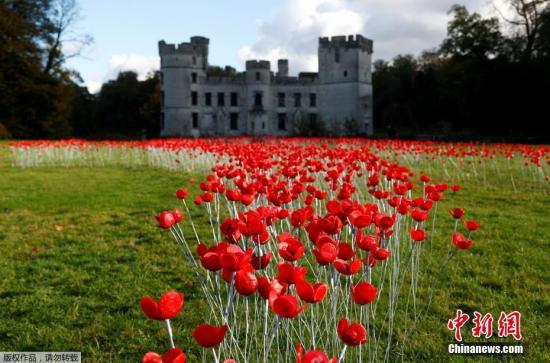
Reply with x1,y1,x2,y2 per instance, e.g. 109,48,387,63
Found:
158,36,209,136
318,34,374,135
245,60,272,136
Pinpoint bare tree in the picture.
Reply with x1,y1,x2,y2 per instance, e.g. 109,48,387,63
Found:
44,0,93,75
494,0,549,59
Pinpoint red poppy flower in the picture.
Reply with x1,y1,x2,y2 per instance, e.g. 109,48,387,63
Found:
241,194,254,205
449,208,465,219
295,279,328,303
220,218,242,243
140,291,184,320
373,247,391,261
226,189,241,202
194,196,203,205
277,262,307,285
333,258,362,275
220,245,252,271
337,242,356,260
251,252,271,270
410,228,426,242
451,184,461,192
155,211,175,229
296,344,336,363
192,323,228,348
348,210,371,228
171,209,183,223
278,237,305,262
337,318,367,346
411,209,429,222
436,183,448,192
351,282,378,305
356,232,379,252
142,348,187,363
319,215,343,235
452,232,473,249
257,276,287,300
234,268,258,296
464,220,480,231
175,189,189,200
397,202,410,215
373,213,396,230
312,242,338,265
428,192,442,202
269,294,306,318
290,208,312,228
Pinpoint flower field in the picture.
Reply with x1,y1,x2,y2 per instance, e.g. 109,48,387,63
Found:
1,138,549,362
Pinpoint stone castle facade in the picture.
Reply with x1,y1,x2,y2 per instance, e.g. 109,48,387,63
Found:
158,34,373,137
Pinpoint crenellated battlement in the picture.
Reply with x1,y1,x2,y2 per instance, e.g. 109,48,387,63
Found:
319,34,373,53
245,60,271,70
158,36,210,56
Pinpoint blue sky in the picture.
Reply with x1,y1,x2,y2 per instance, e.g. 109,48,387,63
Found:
67,0,505,93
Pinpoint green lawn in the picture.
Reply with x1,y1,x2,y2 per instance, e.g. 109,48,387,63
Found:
0,142,549,362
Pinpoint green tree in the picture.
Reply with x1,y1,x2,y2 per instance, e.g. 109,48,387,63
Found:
0,0,90,138
441,5,504,60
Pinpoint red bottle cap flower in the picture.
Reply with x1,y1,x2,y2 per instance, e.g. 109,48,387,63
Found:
192,323,228,348
140,291,184,320
337,317,367,346
351,282,378,305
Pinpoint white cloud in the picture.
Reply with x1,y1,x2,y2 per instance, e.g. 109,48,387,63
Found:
86,53,159,93
239,0,508,74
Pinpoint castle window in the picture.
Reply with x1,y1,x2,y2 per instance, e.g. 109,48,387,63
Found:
278,93,285,107
256,72,261,81
160,112,165,130
294,93,301,107
254,92,263,107
230,113,238,130
205,92,212,106
230,92,238,107
160,91,165,107
309,93,316,107
192,113,198,129
191,91,198,106
335,49,340,63
344,70,348,77
278,113,287,131
192,73,197,83
160,72,163,85
192,56,197,65
218,93,225,106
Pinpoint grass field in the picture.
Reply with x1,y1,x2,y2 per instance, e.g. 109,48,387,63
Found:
0,141,549,362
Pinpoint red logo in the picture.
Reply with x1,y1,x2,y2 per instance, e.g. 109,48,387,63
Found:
448,310,522,341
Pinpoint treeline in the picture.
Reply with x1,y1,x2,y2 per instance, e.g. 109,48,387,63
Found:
70,72,160,138
0,0,159,139
1,1,549,140
373,4,550,141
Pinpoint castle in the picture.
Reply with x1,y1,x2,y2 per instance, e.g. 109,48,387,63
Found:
158,34,373,137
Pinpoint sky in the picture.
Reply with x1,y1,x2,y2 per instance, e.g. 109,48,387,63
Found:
66,0,510,93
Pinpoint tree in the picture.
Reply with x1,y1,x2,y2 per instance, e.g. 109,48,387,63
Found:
494,0,550,60
441,5,504,60
93,71,160,138
0,0,90,138
43,0,93,76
